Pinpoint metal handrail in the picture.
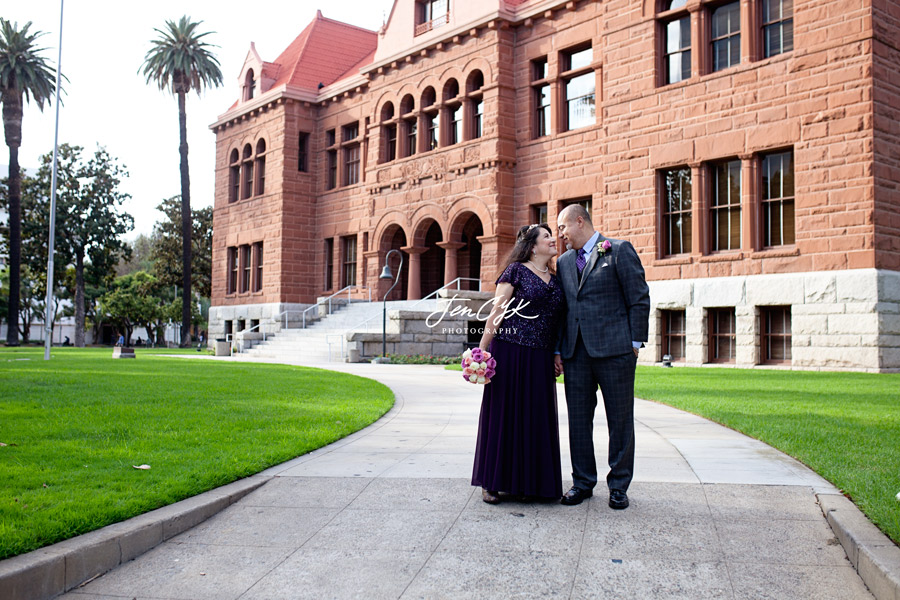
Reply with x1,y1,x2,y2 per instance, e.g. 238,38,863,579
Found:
232,321,269,355
275,285,372,330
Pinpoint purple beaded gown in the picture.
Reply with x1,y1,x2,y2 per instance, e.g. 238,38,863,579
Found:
471,261,566,499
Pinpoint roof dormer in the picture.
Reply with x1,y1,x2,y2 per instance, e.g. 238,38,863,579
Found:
238,42,277,103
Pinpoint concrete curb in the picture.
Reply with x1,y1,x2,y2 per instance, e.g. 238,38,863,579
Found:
818,492,900,600
0,475,271,600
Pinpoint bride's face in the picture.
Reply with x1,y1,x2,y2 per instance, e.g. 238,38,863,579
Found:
533,228,557,257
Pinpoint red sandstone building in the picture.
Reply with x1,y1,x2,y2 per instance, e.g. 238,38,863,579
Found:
209,0,900,371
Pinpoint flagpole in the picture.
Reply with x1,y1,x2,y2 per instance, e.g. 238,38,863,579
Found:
44,0,64,361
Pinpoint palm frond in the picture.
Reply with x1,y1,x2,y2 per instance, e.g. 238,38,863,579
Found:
140,15,223,96
0,18,59,110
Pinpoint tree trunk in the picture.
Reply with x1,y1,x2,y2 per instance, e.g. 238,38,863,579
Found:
5,142,21,346
74,249,86,347
177,89,192,347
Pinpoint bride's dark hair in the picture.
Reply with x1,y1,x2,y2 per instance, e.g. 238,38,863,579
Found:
501,223,555,273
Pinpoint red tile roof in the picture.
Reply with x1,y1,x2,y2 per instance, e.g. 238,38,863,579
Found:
270,10,377,92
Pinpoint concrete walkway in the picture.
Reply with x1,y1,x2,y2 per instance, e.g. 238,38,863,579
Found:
61,360,873,599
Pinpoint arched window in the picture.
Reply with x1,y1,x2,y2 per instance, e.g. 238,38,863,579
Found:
421,87,438,151
400,94,417,158
229,149,240,203
381,102,397,163
255,139,266,196
241,144,253,200
244,69,255,101
465,70,485,140
443,79,462,145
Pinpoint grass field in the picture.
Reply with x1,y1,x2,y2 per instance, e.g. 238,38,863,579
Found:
0,347,394,559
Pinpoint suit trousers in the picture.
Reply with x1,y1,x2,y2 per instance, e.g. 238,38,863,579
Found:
563,334,636,493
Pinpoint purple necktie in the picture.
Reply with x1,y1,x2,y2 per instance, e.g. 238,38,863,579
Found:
576,248,587,275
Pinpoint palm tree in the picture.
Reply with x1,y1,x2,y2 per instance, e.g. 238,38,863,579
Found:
0,19,57,346
141,16,222,347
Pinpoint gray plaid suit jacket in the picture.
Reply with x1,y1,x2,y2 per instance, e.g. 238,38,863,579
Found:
558,235,650,360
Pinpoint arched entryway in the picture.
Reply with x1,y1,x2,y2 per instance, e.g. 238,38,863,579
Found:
459,215,483,291
420,221,445,298
380,225,408,301
447,211,485,291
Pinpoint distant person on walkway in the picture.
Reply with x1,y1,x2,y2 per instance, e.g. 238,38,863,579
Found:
115,333,124,347
62,336,70,346
197,332,204,352
136,337,142,346
555,204,650,510
472,223,566,504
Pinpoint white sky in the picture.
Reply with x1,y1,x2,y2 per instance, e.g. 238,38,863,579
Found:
4,1,395,240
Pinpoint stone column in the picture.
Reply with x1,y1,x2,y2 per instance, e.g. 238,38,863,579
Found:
690,162,706,256
740,0,758,63
689,6,705,77
741,154,758,252
401,246,427,300
476,234,516,293
437,241,466,287
363,250,383,299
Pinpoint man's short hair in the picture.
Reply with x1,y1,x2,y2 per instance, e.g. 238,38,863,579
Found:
562,203,592,225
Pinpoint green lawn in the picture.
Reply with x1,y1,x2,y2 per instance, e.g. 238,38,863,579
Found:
448,362,900,545
0,347,394,559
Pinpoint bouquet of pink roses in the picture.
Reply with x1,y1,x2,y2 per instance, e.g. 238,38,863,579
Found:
461,347,497,384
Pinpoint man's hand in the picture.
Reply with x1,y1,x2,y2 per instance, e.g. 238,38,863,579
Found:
554,354,564,377
632,347,639,357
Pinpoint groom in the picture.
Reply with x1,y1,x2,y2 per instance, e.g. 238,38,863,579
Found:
554,204,650,509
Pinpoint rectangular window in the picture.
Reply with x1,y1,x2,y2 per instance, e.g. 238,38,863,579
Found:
252,242,263,292
763,0,793,58
472,99,483,139
661,309,686,361
255,155,266,195
242,160,253,200
415,0,449,35
711,160,741,251
761,150,795,247
326,129,336,147
711,2,741,72
563,46,595,131
406,118,418,157
240,245,251,293
532,57,549,81
227,246,238,294
449,104,463,145
760,306,792,364
298,132,309,172
534,85,551,138
427,112,439,150
341,236,357,288
344,144,360,186
342,122,359,143
708,307,736,363
531,203,548,225
229,163,240,202
662,167,692,256
665,15,691,84
563,197,592,218
385,124,398,161
327,150,337,190
324,239,334,290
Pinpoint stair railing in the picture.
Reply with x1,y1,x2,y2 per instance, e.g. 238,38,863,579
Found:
275,285,372,331
231,321,269,355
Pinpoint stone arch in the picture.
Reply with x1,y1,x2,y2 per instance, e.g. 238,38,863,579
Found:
447,196,495,238
379,222,409,301
459,57,495,87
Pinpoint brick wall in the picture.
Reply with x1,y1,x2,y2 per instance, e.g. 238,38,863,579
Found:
873,0,900,271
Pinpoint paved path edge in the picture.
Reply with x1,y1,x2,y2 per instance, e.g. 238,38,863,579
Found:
0,475,271,600
818,492,900,600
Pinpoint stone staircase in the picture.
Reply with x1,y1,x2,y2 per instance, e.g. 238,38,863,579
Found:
242,298,441,363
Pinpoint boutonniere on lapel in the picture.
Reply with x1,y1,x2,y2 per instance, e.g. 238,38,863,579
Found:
598,239,612,256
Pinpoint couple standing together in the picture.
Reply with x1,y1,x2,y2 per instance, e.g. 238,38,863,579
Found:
471,204,650,509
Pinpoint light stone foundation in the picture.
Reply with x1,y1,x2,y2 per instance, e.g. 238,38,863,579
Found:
643,268,900,372
208,302,313,340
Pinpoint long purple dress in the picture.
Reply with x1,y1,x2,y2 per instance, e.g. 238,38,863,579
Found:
471,261,566,499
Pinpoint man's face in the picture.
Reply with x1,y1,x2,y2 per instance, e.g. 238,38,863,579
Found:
557,212,578,251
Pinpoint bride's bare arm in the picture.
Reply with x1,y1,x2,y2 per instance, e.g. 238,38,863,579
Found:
478,282,514,351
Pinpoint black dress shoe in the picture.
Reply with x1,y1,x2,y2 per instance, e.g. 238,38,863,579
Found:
482,489,501,504
560,487,593,505
609,490,629,510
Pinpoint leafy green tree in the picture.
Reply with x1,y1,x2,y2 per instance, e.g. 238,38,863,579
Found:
97,271,163,345
150,195,212,298
141,16,222,346
19,144,133,346
116,233,154,277
0,18,59,346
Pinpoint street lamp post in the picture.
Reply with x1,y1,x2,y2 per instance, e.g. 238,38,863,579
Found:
379,249,404,359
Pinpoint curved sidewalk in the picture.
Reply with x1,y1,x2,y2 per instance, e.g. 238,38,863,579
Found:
57,360,874,599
